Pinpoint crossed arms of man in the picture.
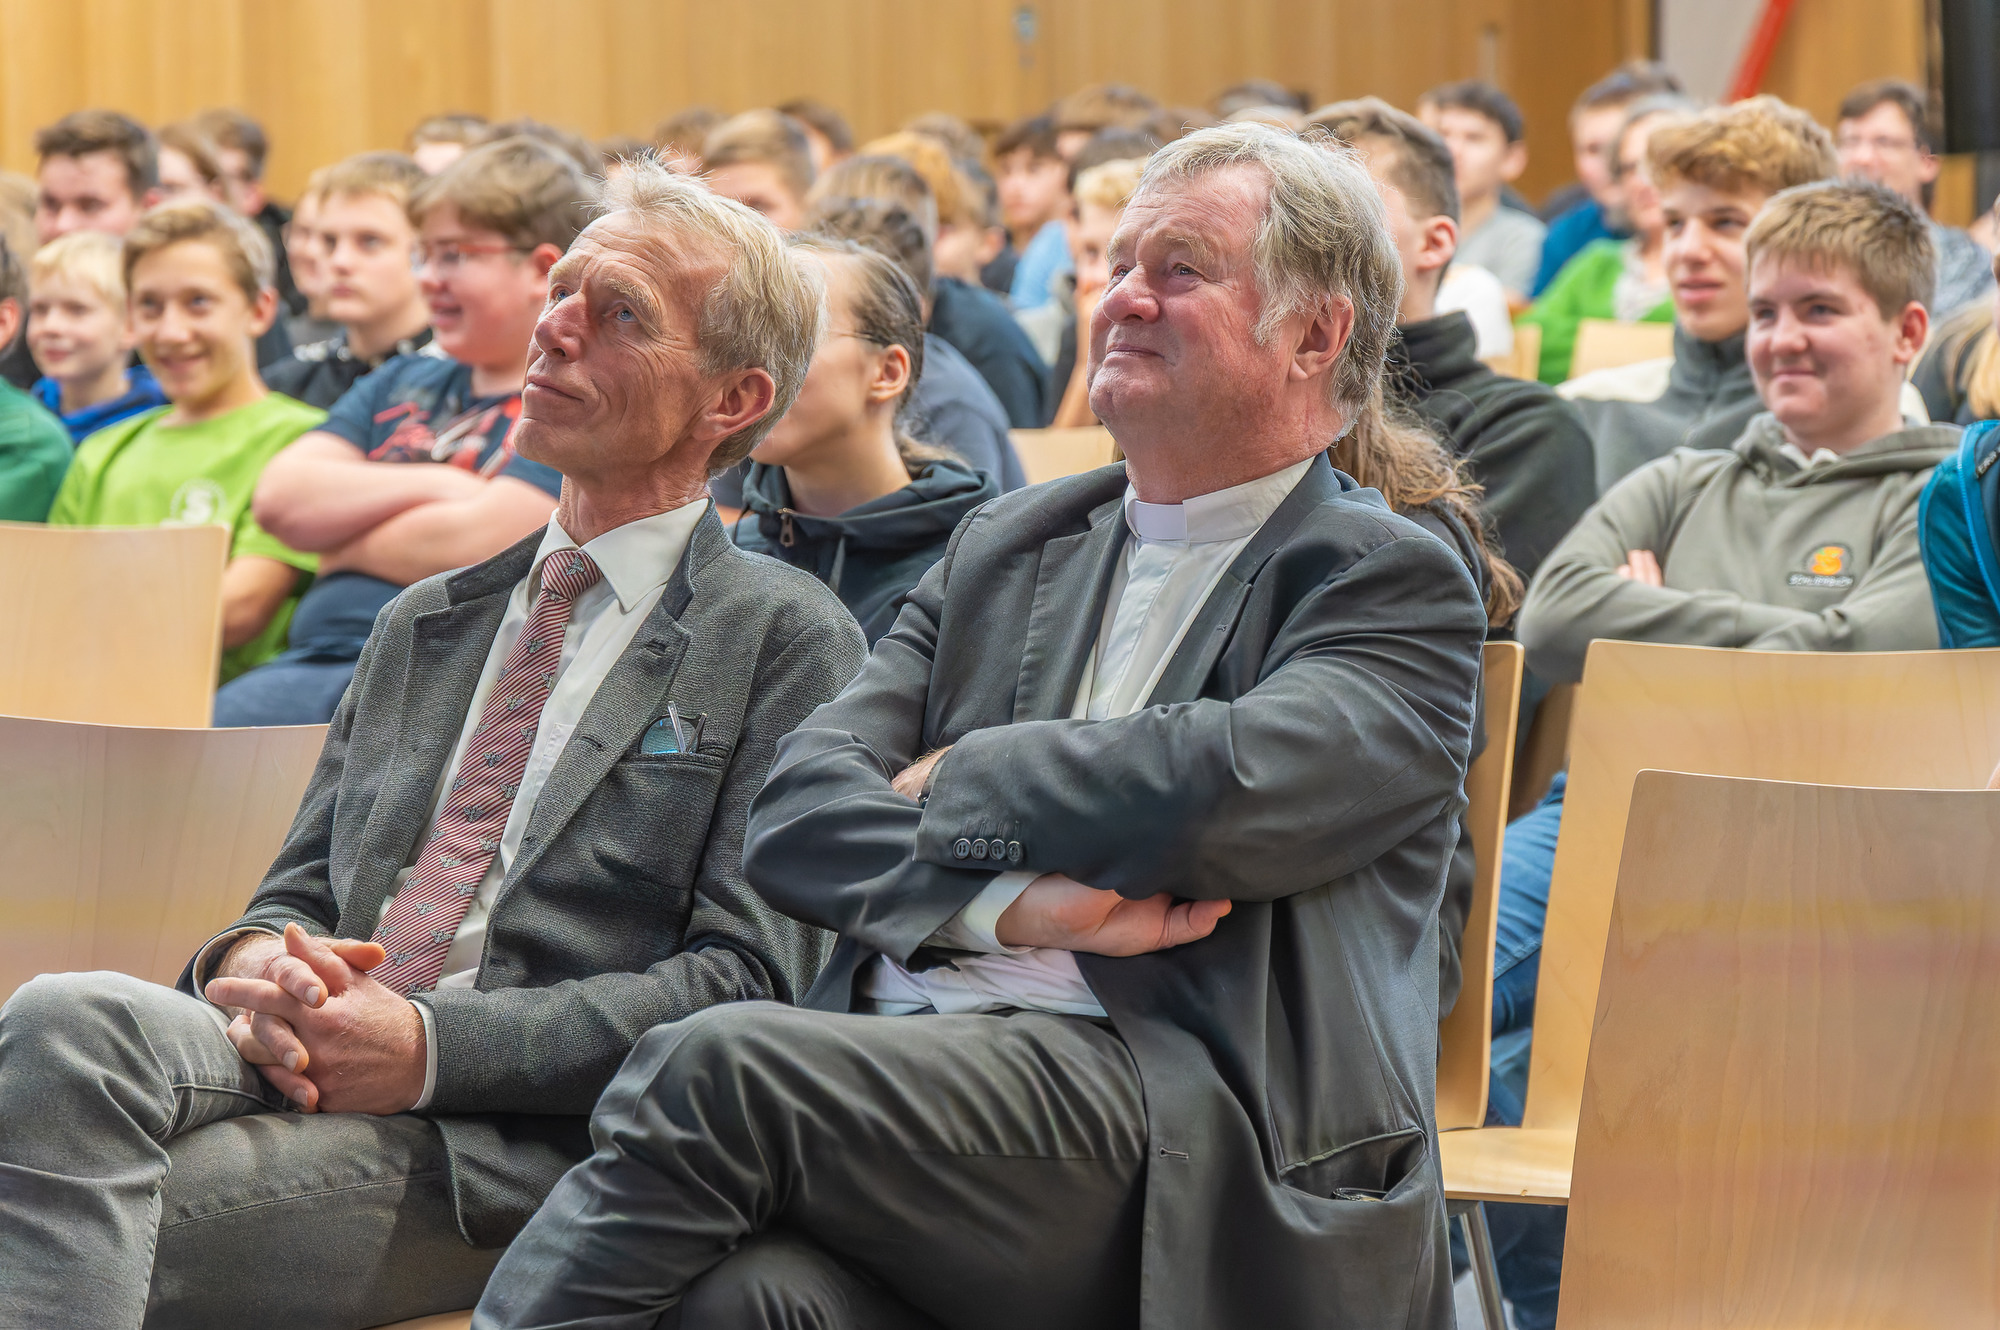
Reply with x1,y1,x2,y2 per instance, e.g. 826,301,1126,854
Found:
745,522,1485,966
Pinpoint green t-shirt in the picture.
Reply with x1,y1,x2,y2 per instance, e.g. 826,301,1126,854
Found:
48,393,326,681
0,378,75,522
1517,237,1675,385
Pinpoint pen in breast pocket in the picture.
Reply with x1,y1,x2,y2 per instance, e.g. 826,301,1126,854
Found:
667,701,690,753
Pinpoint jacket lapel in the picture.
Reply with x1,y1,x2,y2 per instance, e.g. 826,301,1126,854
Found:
1013,493,1128,722
1145,451,1340,706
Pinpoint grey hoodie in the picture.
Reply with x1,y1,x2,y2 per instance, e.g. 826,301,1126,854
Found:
1518,413,1956,683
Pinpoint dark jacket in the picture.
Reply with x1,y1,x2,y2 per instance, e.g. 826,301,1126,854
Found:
731,455,997,645
928,275,1051,430
178,512,865,1246
745,452,1484,1330
1561,325,1759,493
1393,311,1596,588
263,327,437,410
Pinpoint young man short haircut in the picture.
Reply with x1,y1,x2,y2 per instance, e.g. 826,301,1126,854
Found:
26,229,167,441
992,113,1073,311
0,233,73,520
651,105,722,173
154,123,230,207
1421,80,1545,299
408,111,491,176
1533,60,1684,296
191,108,304,320
264,151,434,409
1562,96,1840,491
701,109,816,231
1495,181,1955,1328
860,131,1052,429
47,202,323,678
1837,78,1995,317
217,137,593,726
777,98,856,174
33,109,157,245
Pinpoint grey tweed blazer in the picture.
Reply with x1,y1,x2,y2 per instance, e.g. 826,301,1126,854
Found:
179,509,865,1245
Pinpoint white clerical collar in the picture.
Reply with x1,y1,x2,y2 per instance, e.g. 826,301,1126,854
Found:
534,498,711,613
1122,455,1315,545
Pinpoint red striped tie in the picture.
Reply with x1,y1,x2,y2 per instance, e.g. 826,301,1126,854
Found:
372,548,603,995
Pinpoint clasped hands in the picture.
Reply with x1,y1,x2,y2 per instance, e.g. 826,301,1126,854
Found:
203,923,427,1115
892,748,1231,957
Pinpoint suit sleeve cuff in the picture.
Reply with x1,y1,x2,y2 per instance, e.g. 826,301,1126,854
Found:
191,926,280,1005
926,871,1041,954
411,1001,439,1112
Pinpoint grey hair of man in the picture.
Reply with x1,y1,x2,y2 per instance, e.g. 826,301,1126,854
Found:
595,154,827,472
1135,122,1404,417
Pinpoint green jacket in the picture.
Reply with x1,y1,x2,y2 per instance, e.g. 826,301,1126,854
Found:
1517,237,1674,385
0,378,73,521
1517,414,1955,683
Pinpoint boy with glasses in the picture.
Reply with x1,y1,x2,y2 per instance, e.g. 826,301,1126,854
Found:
215,137,592,725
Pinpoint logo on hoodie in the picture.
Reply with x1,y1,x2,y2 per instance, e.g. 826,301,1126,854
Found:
1789,543,1854,589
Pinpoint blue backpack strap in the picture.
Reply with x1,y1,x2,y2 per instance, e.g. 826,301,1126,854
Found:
1961,420,2000,621
1919,421,2000,647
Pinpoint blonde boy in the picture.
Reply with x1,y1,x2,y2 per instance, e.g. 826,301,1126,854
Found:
46,201,323,681
26,229,165,441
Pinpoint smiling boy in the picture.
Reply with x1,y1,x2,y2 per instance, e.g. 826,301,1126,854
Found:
26,229,168,441
45,201,323,679
215,137,591,725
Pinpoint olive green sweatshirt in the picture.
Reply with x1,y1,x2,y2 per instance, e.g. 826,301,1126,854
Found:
1518,413,1956,683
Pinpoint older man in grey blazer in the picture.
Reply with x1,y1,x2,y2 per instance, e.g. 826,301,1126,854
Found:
480,124,1486,1330
0,161,864,1329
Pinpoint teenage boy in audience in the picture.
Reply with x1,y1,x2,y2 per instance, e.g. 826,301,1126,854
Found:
862,131,1051,428
218,138,590,725
280,172,343,348
33,110,156,246
1836,79,1995,317
1533,61,1684,296
778,98,856,174
1561,96,1839,492
992,113,1073,311
701,109,816,231
26,230,167,441
192,107,302,317
408,111,490,175
651,105,722,172
1492,180,1955,1330
154,123,229,207
264,152,434,409
1421,80,1545,301
0,235,73,521
47,202,322,680
939,156,1012,295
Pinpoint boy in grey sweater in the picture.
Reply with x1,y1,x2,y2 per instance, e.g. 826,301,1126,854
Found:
1488,178,1953,1330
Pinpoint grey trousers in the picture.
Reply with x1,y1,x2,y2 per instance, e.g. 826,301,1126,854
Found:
475,1002,1149,1330
0,971,498,1330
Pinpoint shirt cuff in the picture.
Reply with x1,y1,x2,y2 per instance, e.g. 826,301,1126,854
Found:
191,926,280,1004
411,1001,439,1112
927,871,1042,954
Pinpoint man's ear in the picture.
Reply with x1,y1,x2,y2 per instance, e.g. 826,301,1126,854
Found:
0,296,20,350
1291,293,1355,385
1502,142,1529,184
527,242,563,280
246,285,280,338
1893,299,1931,366
1417,214,1457,281
700,366,780,445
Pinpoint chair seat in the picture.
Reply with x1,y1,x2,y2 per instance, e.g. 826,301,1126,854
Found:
1439,1126,1574,1205
368,1315,472,1330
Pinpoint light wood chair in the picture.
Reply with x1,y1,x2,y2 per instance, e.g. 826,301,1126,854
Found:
1009,426,1118,486
0,715,326,1003
1482,322,1542,381
1557,772,2000,1327
1437,641,1524,1131
1567,318,1674,380
1508,679,1574,819
0,521,227,727
1442,642,2000,1326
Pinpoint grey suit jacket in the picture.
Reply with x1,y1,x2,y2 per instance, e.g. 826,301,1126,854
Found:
179,510,865,1245
745,453,1485,1330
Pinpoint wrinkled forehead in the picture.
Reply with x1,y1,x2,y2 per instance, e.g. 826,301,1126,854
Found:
563,210,727,318
1110,163,1270,265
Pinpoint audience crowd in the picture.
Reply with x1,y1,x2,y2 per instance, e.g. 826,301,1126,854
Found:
0,59,1997,1330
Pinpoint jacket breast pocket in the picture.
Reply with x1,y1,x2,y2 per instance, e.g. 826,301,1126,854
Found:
577,750,730,892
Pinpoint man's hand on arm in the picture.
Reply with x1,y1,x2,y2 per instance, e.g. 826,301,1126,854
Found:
205,923,426,1114
1614,549,1664,586
253,431,487,553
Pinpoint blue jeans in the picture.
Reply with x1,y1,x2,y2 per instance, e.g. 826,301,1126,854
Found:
1483,771,1567,1330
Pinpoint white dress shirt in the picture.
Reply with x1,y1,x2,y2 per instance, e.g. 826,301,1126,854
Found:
858,456,1315,1017
197,500,709,1109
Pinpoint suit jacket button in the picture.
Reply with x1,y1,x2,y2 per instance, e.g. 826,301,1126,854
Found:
1007,841,1024,864
971,838,990,859
953,838,972,860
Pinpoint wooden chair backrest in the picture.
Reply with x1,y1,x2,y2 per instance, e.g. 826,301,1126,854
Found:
1559,772,2000,1327
1482,322,1542,381
0,716,326,1002
1009,427,1118,486
1525,641,2000,1134
1567,318,1674,380
0,521,227,726
1437,641,1525,1129
1509,679,1575,819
